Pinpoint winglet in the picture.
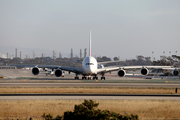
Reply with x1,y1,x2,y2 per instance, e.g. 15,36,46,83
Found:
89,31,91,56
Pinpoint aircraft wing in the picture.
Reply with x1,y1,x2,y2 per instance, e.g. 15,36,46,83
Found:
97,66,120,74
38,65,84,74
97,65,173,74
36,65,83,74
98,61,120,64
59,66,83,74
119,66,172,70
10,65,83,74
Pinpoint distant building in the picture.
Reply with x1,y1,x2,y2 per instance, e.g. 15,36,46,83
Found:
44,57,52,63
70,49,73,59
84,48,87,58
0,66,16,69
59,52,62,58
7,53,8,59
80,49,82,58
20,51,23,59
15,48,17,58
33,51,35,59
53,50,56,59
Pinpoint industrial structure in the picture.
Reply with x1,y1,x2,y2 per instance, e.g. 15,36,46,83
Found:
70,49,73,59
20,51,23,59
80,49,82,58
59,52,62,58
33,51,35,59
84,48,87,58
53,50,56,59
5,47,89,59
15,48,17,58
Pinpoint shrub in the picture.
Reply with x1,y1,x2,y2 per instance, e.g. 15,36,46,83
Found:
42,100,139,120
63,99,139,120
42,113,62,120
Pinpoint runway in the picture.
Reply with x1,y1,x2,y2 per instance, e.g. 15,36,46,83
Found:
1,82,180,88
0,94,180,100
1,69,180,101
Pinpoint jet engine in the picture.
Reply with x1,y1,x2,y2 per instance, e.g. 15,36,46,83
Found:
172,69,179,76
98,64,104,69
141,67,149,76
32,67,40,75
55,68,63,77
118,69,126,77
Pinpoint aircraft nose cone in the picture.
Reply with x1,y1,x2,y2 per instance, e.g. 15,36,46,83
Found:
85,67,96,74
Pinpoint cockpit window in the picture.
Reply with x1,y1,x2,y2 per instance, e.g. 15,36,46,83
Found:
86,63,94,65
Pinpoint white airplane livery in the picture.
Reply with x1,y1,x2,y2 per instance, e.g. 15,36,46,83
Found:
12,31,179,80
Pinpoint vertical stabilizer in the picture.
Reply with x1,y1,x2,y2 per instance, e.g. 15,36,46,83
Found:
89,31,92,56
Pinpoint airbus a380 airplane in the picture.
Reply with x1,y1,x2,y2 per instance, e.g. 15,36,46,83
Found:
13,31,179,80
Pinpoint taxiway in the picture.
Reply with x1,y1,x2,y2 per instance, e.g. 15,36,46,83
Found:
1,82,180,88
0,94,180,100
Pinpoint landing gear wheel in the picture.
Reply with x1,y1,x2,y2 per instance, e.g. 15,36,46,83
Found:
82,77,87,80
75,77,79,80
101,77,105,80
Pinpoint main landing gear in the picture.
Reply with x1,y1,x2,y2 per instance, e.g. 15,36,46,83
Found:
93,76,98,80
81,76,104,80
75,75,105,80
74,74,79,80
81,76,98,80
101,77,105,80
101,74,105,80
75,76,79,80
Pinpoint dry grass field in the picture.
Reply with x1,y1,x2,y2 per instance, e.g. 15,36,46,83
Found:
0,87,179,94
0,100,180,119
1,87,180,119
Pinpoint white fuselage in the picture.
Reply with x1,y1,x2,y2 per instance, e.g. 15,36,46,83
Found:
82,56,97,75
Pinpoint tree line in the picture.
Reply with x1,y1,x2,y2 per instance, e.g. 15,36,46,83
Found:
0,55,179,67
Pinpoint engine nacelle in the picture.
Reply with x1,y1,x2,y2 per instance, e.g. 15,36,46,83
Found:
32,67,40,75
98,64,104,69
141,68,149,76
172,69,179,76
118,69,126,77
55,69,63,77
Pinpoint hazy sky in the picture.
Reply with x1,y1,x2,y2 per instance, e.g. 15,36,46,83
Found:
0,0,180,60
